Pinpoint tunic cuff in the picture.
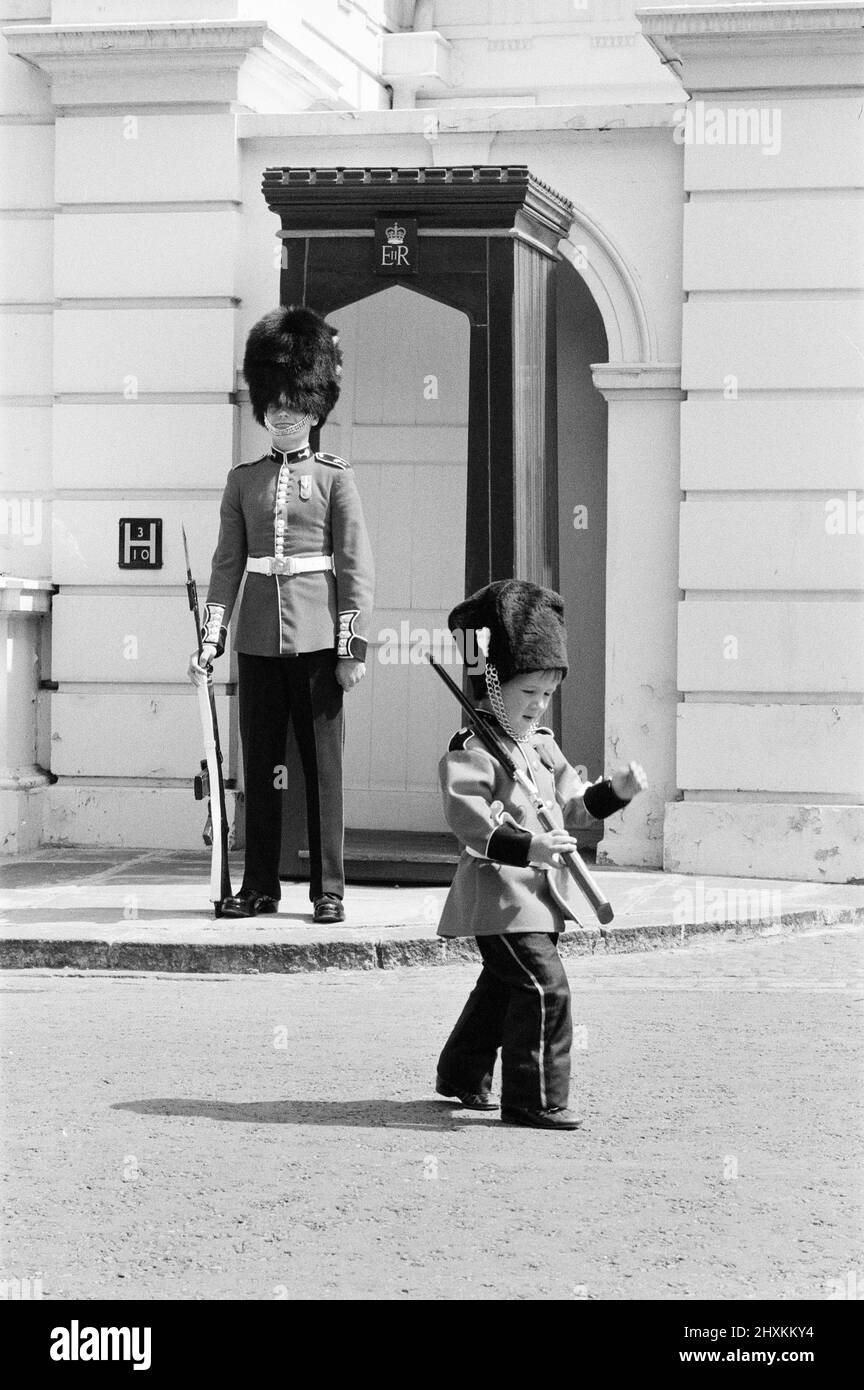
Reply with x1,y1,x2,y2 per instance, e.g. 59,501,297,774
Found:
337,610,367,661
485,823,534,868
200,603,227,659
582,779,631,820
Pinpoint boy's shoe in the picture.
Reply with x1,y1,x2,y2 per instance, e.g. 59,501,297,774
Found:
500,1105,583,1130
435,1074,498,1111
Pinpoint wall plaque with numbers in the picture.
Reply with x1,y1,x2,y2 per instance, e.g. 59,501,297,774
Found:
119,517,162,569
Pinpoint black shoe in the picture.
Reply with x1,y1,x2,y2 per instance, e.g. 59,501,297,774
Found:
500,1105,583,1130
435,1074,498,1111
313,894,345,924
221,890,279,919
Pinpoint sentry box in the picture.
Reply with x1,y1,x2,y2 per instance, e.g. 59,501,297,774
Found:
119,518,162,569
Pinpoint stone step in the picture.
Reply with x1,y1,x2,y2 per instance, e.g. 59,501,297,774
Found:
298,829,460,885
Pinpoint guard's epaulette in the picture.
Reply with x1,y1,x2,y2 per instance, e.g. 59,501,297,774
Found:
448,727,475,753
315,451,350,470
232,456,260,469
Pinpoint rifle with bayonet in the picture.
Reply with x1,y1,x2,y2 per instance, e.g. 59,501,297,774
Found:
183,524,233,917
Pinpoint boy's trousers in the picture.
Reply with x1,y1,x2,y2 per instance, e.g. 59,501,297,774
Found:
437,932,572,1111
237,650,344,902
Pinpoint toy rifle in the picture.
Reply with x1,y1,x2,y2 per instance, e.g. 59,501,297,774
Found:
183,525,233,917
428,655,614,930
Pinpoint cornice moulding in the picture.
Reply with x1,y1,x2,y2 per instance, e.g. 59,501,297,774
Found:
591,362,682,397
637,3,864,92
2,19,345,110
261,164,576,245
3,20,271,55
637,4,864,38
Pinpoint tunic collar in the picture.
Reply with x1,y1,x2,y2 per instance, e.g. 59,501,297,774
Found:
269,443,313,465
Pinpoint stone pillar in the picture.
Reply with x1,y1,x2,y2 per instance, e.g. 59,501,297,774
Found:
639,3,864,882
592,362,683,869
0,0,56,852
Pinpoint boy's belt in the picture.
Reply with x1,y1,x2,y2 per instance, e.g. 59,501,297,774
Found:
246,554,334,577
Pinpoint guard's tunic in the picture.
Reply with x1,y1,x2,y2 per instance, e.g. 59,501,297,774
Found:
201,443,375,902
201,444,374,660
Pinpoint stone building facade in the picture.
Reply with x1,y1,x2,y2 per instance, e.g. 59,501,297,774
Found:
1,0,861,882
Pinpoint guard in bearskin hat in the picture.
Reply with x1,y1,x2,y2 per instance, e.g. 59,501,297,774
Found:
188,306,374,922
434,579,647,1130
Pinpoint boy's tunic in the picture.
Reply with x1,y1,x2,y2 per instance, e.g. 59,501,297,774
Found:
201,444,374,660
438,725,627,937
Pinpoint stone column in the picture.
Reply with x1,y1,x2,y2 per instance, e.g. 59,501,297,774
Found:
592,362,683,869
639,3,864,882
0,0,56,853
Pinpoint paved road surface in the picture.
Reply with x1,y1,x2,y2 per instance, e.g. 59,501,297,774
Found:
1,926,862,1300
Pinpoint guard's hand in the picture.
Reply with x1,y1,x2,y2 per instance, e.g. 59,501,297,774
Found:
188,644,217,687
611,761,648,801
335,658,366,691
529,827,580,867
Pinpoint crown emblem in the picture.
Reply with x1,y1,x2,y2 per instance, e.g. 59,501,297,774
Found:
385,221,406,245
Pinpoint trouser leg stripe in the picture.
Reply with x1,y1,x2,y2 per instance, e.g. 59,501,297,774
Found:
500,935,547,1111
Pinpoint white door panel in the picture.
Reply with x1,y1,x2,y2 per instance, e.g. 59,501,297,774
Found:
322,287,469,833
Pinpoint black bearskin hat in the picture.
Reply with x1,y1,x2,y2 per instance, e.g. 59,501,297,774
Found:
448,579,569,693
243,305,342,427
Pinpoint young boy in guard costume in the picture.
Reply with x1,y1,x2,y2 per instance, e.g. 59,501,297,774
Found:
188,307,374,923
435,580,647,1131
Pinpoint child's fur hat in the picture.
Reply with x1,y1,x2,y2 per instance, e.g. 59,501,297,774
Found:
448,579,569,691
243,305,342,426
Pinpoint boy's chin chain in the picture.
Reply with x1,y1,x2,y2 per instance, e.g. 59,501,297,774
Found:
485,663,539,745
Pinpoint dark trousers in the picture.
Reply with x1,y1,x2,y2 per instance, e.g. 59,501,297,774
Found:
238,650,344,901
437,932,573,1111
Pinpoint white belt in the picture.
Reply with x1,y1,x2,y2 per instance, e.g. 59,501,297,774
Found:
246,554,334,577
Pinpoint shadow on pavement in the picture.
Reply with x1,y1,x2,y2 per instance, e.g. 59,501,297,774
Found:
113,1097,498,1131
